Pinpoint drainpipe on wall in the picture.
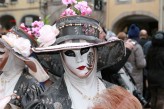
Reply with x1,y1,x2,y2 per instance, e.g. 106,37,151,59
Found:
159,0,163,31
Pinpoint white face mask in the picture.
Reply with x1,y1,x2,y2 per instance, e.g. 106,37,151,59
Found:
0,45,9,70
62,47,95,78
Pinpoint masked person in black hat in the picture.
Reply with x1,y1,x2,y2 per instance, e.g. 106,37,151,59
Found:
0,27,50,108
22,1,142,109
146,31,164,109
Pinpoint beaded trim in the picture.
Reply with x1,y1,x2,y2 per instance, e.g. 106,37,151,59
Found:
58,23,103,33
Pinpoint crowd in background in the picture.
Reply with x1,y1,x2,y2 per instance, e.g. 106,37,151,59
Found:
116,24,164,109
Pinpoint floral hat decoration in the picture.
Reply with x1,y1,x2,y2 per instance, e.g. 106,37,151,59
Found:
20,19,59,48
60,0,92,17
0,16,59,60
31,0,123,52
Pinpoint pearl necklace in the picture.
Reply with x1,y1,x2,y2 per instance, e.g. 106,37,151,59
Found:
70,78,100,101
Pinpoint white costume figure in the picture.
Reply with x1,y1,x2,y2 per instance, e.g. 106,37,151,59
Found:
10,1,142,108
0,50,24,98
0,27,49,108
23,15,142,109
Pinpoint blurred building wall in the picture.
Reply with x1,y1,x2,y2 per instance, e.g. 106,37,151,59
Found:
0,0,41,32
159,0,164,30
106,0,159,35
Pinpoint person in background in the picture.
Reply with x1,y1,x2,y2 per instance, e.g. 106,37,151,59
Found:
143,41,152,56
117,32,128,40
0,24,6,35
127,24,146,95
0,25,3,35
139,29,149,48
138,29,151,106
146,31,164,109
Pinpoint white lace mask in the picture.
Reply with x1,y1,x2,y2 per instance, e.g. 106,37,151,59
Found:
0,46,9,71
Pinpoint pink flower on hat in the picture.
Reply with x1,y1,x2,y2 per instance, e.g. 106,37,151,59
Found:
31,21,44,38
62,0,77,5
61,0,92,17
74,1,92,16
61,8,77,17
20,20,59,47
20,23,32,36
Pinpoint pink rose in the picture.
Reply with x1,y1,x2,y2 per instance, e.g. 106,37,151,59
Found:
62,0,77,5
61,8,77,17
74,1,92,16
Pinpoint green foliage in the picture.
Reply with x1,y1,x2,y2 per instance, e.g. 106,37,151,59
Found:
72,7,81,15
43,15,50,25
77,0,83,2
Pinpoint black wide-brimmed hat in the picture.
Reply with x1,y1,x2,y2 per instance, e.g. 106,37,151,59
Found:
32,16,124,53
31,15,126,75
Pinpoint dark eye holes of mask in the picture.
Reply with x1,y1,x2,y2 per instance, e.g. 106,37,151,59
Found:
0,51,5,55
64,47,90,57
0,47,5,55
